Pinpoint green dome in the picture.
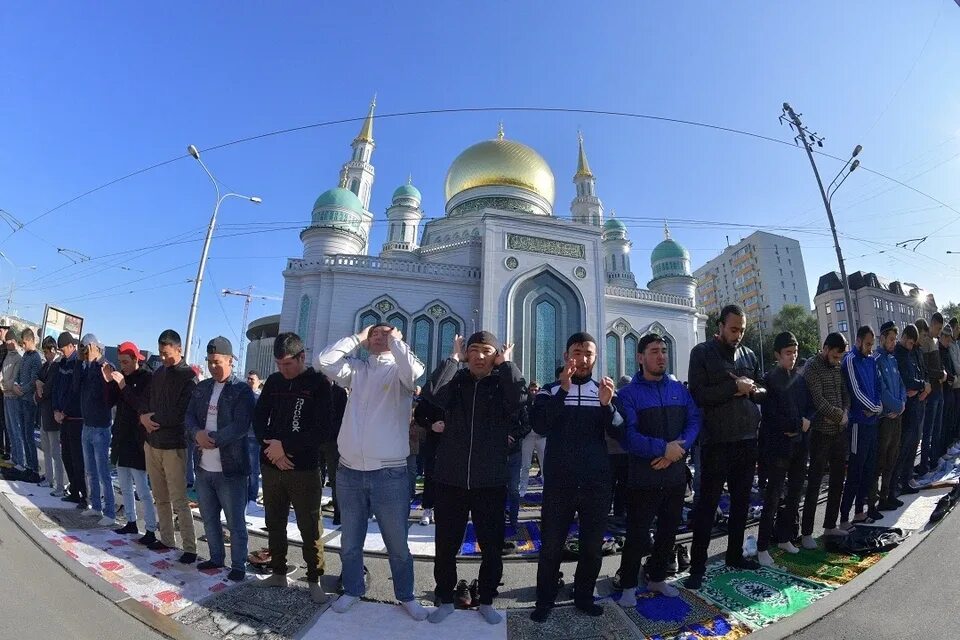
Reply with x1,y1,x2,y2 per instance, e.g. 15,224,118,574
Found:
604,217,626,231
392,183,421,202
651,238,689,262
313,187,364,212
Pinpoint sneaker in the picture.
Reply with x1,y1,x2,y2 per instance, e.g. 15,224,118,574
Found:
468,579,480,607
50,489,65,498
22,470,42,483
454,579,472,609
138,531,157,546
147,539,173,552
81,508,101,517
227,568,246,582
197,560,224,571
179,552,198,564
420,508,433,526
114,522,139,535
675,544,691,572
38,479,52,488
866,508,884,521
97,516,116,527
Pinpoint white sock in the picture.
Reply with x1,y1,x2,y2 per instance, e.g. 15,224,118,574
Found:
801,535,818,550
402,600,428,621
619,588,637,608
757,550,775,567
332,594,360,613
646,580,679,597
478,604,502,625
428,603,455,623
778,541,799,554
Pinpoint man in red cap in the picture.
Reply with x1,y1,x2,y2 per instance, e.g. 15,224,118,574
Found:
103,342,158,544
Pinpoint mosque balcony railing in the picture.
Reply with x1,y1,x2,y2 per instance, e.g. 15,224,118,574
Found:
605,285,695,309
286,255,482,281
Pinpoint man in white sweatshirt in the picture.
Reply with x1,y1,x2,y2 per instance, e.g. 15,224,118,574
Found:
316,323,427,621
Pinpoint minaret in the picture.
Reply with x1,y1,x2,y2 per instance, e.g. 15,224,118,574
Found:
570,131,603,226
602,210,636,287
381,176,424,258
648,222,696,299
338,95,377,211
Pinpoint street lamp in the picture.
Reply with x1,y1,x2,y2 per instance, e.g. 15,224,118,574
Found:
183,145,261,364
0,250,37,316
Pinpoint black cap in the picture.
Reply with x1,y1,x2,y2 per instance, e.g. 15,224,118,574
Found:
206,336,234,358
773,331,798,353
57,331,78,349
466,331,499,351
879,321,898,335
41,336,57,350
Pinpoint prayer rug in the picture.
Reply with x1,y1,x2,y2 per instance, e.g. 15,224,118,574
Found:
696,563,833,630
859,486,950,530
615,587,752,640
462,520,542,556
21,506,107,530
507,603,642,640
770,541,883,587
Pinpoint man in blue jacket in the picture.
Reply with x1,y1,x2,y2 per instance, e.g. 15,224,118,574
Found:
871,321,906,513
615,333,700,607
185,337,256,582
839,326,883,527
530,332,619,623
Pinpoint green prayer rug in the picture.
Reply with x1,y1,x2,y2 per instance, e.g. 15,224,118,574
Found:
696,564,833,630
770,540,884,587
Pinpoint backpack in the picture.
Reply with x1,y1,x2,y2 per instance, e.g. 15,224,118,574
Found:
823,526,908,555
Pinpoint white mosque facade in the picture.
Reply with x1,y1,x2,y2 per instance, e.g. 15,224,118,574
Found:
278,101,705,385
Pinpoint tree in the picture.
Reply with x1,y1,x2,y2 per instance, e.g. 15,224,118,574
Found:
941,302,960,323
771,304,820,360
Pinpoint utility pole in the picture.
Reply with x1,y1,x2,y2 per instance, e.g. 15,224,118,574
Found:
222,287,282,368
781,103,860,344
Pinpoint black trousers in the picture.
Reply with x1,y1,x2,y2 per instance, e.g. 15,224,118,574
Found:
60,420,86,500
262,464,324,580
318,440,340,521
690,439,758,575
433,483,505,605
757,443,807,551
535,483,611,607
608,454,629,518
618,484,685,587
801,430,848,535
420,435,438,510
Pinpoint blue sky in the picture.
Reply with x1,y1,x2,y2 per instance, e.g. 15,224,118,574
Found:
1,1,959,356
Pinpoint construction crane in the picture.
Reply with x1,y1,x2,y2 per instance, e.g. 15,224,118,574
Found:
221,287,282,367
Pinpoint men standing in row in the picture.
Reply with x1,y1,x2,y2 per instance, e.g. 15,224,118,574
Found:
518,382,545,499
871,322,906,513
317,324,428,621
78,334,116,527
616,333,700,606
801,332,851,548
252,333,332,601
685,305,764,589
105,341,158,543
532,333,618,622
53,331,86,507
2,329,41,482
141,329,198,563
839,327,883,526
422,331,522,626
892,324,928,499
756,332,809,567
187,337,256,582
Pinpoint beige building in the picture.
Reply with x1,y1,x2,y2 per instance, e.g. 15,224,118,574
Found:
813,270,937,341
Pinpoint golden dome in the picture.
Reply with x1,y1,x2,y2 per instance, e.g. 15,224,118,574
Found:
444,135,555,206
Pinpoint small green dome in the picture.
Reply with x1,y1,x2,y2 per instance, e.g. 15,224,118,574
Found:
604,217,626,231
392,183,421,202
651,238,689,262
313,187,363,212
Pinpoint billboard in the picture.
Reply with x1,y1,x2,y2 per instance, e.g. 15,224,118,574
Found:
40,305,84,343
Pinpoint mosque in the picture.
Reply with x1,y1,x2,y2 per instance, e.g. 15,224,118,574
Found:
271,100,704,385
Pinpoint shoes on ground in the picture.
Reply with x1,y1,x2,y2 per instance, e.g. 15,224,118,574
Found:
675,543,691,572
114,522,139,535
420,508,433,526
137,531,157,546
454,579,472,609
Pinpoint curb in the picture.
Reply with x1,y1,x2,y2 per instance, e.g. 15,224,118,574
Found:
0,491,208,640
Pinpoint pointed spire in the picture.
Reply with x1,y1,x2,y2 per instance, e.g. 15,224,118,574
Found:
497,121,505,141
575,130,593,179
407,173,413,185
354,94,376,144
664,221,671,239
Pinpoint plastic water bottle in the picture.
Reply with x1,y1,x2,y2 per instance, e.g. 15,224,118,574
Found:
743,534,758,558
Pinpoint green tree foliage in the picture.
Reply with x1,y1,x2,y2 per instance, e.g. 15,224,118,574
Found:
940,302,960,324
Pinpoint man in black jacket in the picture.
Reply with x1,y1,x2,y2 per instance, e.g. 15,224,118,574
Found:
530,332,618,623
252,332,333,602
140,329,198,563
685,304,765,589
319,382,347,525
421,331,524,626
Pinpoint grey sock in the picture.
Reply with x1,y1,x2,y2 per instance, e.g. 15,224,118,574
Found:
309,582,330,603
478,604,502,625
428,603,455,623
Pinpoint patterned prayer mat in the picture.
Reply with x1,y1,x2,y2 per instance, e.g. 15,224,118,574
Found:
507,603,643,640
770,540,883,587
696,564,833,630
615,587,752,640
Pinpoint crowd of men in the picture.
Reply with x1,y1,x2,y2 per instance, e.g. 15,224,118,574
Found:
0,301,955,625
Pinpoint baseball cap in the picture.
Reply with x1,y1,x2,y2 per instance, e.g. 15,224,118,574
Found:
206,336,234,358
80,333,102,349
57,331,79,349
117,341,145,361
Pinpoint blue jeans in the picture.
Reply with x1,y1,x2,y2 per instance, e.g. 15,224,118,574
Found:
195,468,249,571
407,454,418,499
921,390,943,472
17,400,39,472
506,450,522,527
4,397,26,470
118,466,158,531
247,434,260,503
336,465,414,601
81,425,115,519
185,440,196,486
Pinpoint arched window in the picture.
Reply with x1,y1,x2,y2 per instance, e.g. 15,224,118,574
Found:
438,318,460,365
534,300,558,386
297,295,310,339
662,333,675,376
387,313,407,338
349,178,360,196
357,311,380,359
623,334,639,377
606,333,619,380
412,316,433,384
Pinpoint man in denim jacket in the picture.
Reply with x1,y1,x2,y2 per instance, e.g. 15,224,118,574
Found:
185,337,256,581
